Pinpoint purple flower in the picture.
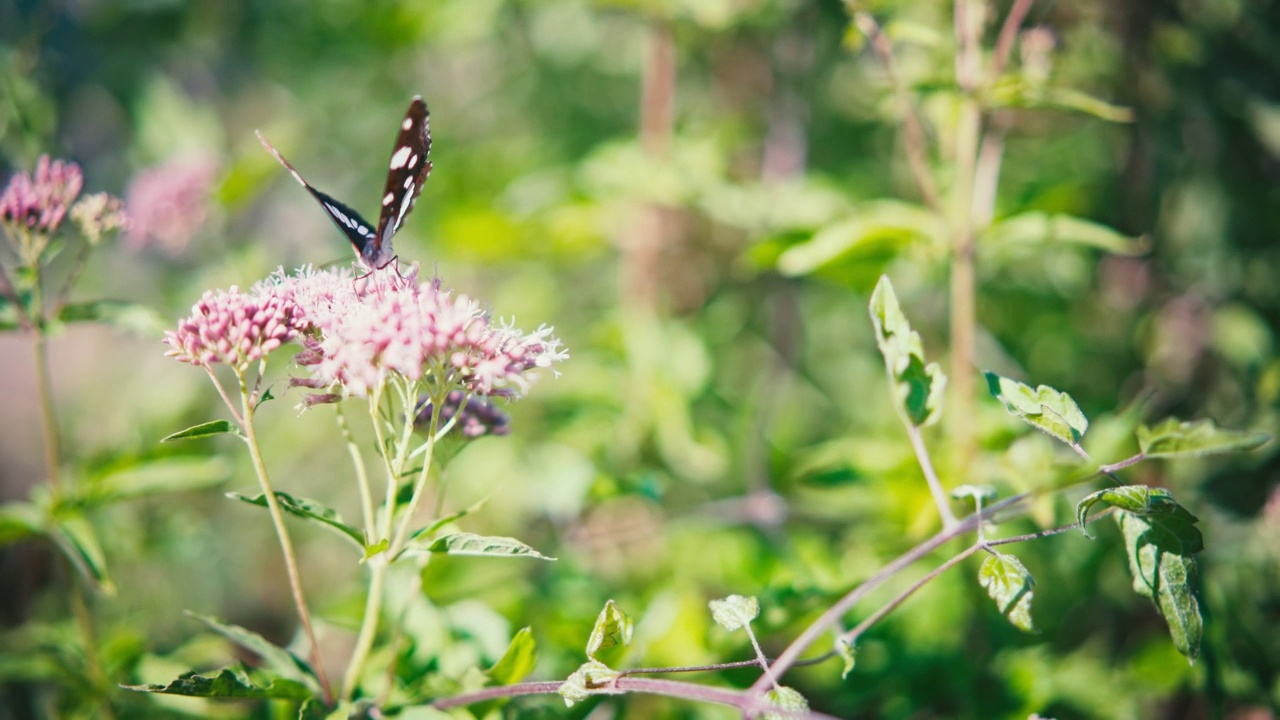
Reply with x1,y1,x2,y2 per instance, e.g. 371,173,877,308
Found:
267,265,567,398
165,285,309,370
0,155,84,236
415,390,512,438
125,155,217,255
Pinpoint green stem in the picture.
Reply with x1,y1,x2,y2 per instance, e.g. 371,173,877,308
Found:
336,403,376,541
69,573,116,720
237,371,332,704
388,397,441,560
341,555,387,700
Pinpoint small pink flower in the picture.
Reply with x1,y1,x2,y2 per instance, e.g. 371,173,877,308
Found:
268,265,567,398
125,155,217,255
71,192,128,246
0,155,84,235
165,285,309,370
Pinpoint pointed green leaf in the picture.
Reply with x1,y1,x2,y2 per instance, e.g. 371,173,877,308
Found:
485,627,537,685
983,212,1146,255
835,638,856,679
763,686,809,720
1118,512,1203,662
1138,418,1269,459
989,77,1135,123
585,599,633,661
86,456,231,505
1076,485,1178,532
421,532,554,560
0,502,45,547
50,515,114,595
984,371,1088,444
777,201,944,276
186,613,320,692
708,594,759,632
870,276,947,427
123,665,314,700
979,553,1036,633
227,491,364,550
57,299,169,336
557,659,619,707
410,495,493,542
161,420,239,442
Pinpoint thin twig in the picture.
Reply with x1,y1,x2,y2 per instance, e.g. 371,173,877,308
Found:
841,543,982,647
990,0,1035,80
906,424,958,527
853,11,941,213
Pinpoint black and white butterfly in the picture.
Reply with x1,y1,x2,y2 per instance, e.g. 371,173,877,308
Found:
256,96,432,270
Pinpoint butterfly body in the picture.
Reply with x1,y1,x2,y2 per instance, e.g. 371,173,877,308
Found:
257,96,432,269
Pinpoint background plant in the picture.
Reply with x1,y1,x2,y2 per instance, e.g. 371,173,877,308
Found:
1,0,1277,718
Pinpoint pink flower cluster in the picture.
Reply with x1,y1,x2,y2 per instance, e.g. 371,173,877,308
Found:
165,286,308,370
125,155,217,255
0,155,84,235
268,265,566,398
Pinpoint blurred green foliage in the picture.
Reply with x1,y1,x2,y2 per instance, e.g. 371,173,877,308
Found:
1,0,1277,718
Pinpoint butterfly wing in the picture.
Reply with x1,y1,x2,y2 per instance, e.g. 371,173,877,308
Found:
256,130,380,260
371,97,433,267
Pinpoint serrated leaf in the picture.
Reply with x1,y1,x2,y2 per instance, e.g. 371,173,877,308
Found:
186,613,320,692
979,554,1036,633
585,600,633,661
983,212,1146,255
1118,512,1203,662
123,665,314,700
57,299,168,336
951,484,997,506
0,502,45,547
708,594,759,632
1138,418,1269,459
869,276,947,427
763,686,809,720
162,420,238,442
421,532,554,560
835,638,856,679
228,491,364,550
557,659,619,707
50,515,114,595
1076,485,1177,531
485,627,537,685
85,456,231,505
984,371,1088,444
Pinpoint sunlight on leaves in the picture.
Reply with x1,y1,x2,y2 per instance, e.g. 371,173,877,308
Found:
835,637,857,679
709,594,759,632
1137,418,1269,459
984,372,1088,445
485,627,537,685
227,491,364,550
1076,485,1177,532
422,532,555,560
763,685,810,720
585,599,634,661
558,659,619,707
979,554,1036,633
124,664,313,700
983,212,1146,255
186,612,320,692
870,276,947,427
161,420,239,442
1118,512,1203,662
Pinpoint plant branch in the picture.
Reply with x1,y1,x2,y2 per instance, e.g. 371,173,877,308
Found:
853,11,941,213
840,542,981,647
335,403,376,541
905,423,958,527
991,0,1035,80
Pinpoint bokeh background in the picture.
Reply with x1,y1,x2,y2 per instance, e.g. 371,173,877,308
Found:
1,0,1277,718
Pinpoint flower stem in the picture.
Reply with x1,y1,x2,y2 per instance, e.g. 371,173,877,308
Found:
236,371,331,704
341,555,387,700
336,403,376,540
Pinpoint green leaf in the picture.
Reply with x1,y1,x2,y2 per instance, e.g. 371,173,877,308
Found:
988,77,1135,123
421,532,555,560
123,665,314,700
1118,512,1203,662
776,200,944,276
1076,485,1177,532
585,599,633,661
85,456,231,505
1137,418,1269,459
835,638,856,679
57,299,169,336
708,594,759,632
979,554,1036,633
0,502,45,547
227,491,364,550
186,613,320,692
763,686,809,720
557,659,618,707
983,212,1146,255
410,495,492,542
984,371,1088,445
161,420,239,442
50,515,114,595
485,627,537,685
951,484,997,507
869,276,947,427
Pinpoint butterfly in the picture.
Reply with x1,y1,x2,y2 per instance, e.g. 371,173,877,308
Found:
256,96,432,270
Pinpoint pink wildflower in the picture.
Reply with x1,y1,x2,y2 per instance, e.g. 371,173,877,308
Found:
0,155,84,235
165,285,309,370
125,155,217,255
71,192,129,246
268,265,567,398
